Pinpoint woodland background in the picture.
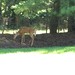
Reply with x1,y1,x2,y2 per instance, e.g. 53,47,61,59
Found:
0,0,75,47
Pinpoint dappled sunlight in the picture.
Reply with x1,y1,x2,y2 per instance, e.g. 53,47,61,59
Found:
0,29,68,34
36,50,49,54
36,29,50,34
31,46,75,54
0,46,75,54
0,29,50,34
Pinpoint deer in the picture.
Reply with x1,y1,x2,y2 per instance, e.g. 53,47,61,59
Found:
13,27,36,46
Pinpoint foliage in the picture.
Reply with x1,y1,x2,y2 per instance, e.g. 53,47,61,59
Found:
14,0,52,18
1,0,75,20
60,0,75,16
0,0,75,32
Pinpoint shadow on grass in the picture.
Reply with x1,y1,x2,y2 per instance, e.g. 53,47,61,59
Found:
0,46,75,54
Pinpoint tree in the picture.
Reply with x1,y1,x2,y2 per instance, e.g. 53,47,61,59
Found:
49,0,60,34
1,0,75,34
60,0,75,33
13,0,52,31
68,0,75,32
0,1,2,25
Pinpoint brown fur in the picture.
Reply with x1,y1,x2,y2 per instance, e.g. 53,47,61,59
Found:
14,27,36,46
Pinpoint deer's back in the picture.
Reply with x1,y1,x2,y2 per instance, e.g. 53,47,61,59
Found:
18,27,35,35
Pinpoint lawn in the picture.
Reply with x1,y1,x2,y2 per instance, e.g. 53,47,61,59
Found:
0,47,75,75
0,46,75,75
0,46,75,54
0,29,74,54
0,29,75,75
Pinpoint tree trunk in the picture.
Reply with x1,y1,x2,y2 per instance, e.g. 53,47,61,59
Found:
68,0,75,32
0,2,2,25
49,16,59,34
49,0,60,34
68,16,75,32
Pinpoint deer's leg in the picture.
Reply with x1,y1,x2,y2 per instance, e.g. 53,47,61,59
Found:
23,35,25,43
21,35,26,45
30,34,34,46
13,32,19,40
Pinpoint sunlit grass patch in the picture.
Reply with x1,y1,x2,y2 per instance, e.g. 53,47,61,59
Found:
34,46,75,54
51,46,75,54
0,46,75,54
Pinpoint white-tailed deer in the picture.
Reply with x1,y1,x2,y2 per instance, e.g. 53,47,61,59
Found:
13,27,36,46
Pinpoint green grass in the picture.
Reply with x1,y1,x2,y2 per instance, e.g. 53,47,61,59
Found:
0,46,75,54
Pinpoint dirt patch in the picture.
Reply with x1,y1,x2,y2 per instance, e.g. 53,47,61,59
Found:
0,32,75,48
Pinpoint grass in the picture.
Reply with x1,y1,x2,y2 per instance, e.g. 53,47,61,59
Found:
0,46,75,54
0,46,75,75
0,30,74,54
